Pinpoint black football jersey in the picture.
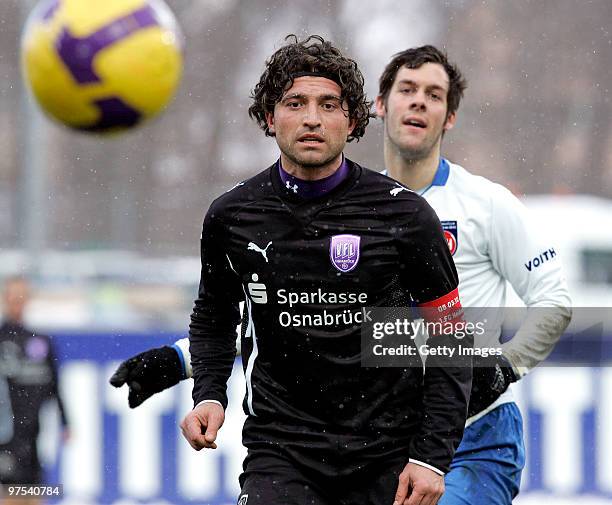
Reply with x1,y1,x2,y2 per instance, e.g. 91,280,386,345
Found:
189,159,471,472
0,322,67,482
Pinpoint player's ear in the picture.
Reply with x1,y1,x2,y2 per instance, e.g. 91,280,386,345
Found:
443,111,456,132
347,117,356,137
266,112,275,135
375,96,386,119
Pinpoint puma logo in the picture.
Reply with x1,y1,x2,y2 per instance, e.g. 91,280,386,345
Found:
247,241,272,263
390,185,408,196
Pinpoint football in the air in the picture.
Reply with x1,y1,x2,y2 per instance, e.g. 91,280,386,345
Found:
21,0,183,133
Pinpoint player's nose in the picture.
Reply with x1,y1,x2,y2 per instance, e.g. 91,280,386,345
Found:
303,102,322,127
409,90,427,111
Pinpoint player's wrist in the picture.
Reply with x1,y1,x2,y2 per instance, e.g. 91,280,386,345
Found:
171,339,191,379
194,392,228,410
408,458,445,476
501,352,528,380
196,399,223,408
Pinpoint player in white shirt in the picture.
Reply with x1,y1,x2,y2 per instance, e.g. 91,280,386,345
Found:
376,45,571,504
111,45,571,505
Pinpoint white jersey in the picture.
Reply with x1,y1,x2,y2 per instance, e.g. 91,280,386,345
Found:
412,159,571,422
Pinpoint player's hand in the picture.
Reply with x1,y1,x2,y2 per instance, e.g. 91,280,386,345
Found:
109,346,185,408
393,462,444,505
180,402,225,450
467,354,518,417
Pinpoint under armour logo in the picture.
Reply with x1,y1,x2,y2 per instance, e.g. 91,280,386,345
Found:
247,241,272,262
390,185,408,196
286,180,298,193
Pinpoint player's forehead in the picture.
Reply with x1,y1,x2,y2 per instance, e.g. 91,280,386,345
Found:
280,76,342,101
392,63,450,92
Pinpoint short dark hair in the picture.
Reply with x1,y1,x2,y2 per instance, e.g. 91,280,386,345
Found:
248,34,373,142
378,45,467,117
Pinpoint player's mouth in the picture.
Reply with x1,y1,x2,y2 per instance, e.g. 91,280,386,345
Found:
402,117,427,129
297,133,325,144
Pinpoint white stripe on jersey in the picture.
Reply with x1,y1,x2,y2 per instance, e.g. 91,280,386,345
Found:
242,287,259,416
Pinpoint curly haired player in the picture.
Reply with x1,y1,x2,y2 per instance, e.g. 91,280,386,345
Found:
113,35,471,505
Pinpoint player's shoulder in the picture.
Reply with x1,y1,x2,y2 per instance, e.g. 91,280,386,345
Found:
447,160,521,207
352,163,436,226
207,165,275,218
356,163,425,205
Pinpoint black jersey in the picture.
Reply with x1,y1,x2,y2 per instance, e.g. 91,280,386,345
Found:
0,321,68,484
189,159,471,473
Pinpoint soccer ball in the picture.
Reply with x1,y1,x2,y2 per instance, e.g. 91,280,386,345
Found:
21,0,183,132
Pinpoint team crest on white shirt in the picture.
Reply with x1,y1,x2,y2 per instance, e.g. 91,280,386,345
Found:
441,221,458,255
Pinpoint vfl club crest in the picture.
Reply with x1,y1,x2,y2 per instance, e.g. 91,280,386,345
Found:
441,221,458,255
330,234,360,273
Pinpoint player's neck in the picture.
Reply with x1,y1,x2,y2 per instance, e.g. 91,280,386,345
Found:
385,141,441,191
279,153,343,181
3,316,23,327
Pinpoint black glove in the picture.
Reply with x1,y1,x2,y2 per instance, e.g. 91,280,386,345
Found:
109,346,185,408
467,354,518,417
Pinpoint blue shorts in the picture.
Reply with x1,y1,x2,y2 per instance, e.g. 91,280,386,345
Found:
439,402,526,505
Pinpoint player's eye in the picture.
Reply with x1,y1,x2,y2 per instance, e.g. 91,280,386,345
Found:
286,101,301,108
322,102,337,111
430,92,441,101
399,84,417,94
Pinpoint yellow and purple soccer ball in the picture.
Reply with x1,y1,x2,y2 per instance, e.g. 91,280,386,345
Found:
21,0,183,132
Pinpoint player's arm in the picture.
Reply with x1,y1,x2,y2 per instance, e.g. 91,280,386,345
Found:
468,186,572,416
397,199,472,475
181,205,243,450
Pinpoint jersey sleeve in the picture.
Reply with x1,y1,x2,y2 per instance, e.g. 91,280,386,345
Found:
189,206,244,409
397,198,472,474
398,198,459,304
489,186,572,375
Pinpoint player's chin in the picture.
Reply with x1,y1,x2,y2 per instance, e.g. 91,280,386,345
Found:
397,138,432,159
293,151,333,168
397,129,426,146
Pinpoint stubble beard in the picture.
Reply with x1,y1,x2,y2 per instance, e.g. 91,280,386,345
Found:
283,143,343,171
396,127,443,162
